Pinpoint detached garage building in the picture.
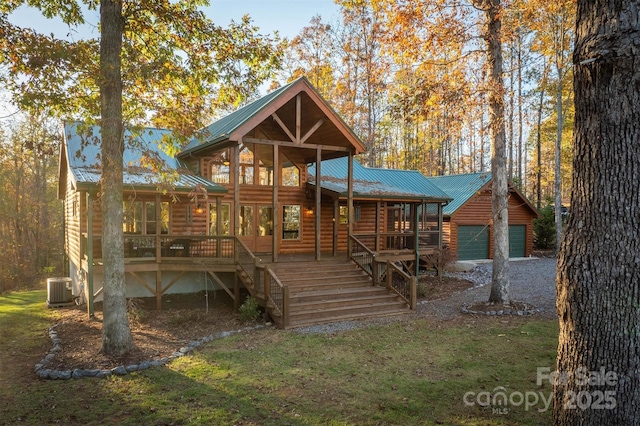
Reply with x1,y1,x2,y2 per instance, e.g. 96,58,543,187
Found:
428,173,539,260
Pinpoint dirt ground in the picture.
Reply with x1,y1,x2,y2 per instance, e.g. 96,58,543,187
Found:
44,276,473,372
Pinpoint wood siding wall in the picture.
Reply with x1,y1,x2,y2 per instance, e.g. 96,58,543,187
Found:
446,190,536,258
64,178,82,269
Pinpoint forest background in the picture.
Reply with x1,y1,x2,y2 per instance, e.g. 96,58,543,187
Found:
0,0,574,291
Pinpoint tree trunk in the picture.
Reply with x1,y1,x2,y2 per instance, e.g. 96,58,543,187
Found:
481,0,510,304
536,79,545,210
554,63,564,251
100,0,133,356
554,0,640,424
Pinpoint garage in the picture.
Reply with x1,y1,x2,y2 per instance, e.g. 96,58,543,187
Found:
509,225,526,258
457,225,489,260
429,173,539,260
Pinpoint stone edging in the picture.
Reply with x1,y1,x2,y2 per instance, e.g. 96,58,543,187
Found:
35,322,272,380
461,304,541,316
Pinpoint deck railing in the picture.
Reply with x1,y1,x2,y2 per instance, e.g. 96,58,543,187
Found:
84,234,236,262
236,238,260,294
349,235,375,279
264,266,289,327
353,232,439,252
385,261,417,309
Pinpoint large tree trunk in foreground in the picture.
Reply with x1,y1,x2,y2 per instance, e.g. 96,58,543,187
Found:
554,0,640,424
482,0,510,304
100,0,133,356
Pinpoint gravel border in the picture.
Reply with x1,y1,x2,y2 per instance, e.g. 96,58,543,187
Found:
35,323,273,380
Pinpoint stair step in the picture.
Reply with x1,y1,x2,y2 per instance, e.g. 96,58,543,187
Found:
289,286,391,303
286,280,372,293
287,306,411,329
288,293,403,312
273,269,366,280
272,268,362,278
288,300,408,321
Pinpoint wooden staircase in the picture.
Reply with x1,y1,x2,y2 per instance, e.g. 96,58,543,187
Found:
261,258,410,329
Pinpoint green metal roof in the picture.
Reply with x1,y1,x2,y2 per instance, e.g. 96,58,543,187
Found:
426,172,492,216
309,158,452,201
179,78,300,155
63,121,227,193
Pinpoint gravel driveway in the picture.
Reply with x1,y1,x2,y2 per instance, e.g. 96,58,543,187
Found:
295,257,557,334
419,257,558,319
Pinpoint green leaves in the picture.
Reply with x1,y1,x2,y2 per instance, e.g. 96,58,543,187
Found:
1,0,283,141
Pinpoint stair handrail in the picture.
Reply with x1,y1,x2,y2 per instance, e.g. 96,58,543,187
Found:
349,235,377,282
236,238,259,291
264,266,289,328
386,260,417,309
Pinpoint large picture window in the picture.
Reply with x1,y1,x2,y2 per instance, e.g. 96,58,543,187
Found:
209,203,230,235
282,205,301,240
123,200,169,234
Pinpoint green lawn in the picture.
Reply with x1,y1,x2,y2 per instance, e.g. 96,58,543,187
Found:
0,290,557,425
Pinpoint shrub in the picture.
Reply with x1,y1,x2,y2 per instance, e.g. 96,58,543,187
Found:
239,296,261,322
126,298,146,323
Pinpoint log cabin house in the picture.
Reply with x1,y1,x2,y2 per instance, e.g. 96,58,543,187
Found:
427,173,539,260
58,77,451,328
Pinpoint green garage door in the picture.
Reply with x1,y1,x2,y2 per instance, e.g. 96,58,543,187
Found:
457,225,490,260
509,225,526,258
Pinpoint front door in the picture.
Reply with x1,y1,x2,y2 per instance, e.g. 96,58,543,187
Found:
239,204,273,253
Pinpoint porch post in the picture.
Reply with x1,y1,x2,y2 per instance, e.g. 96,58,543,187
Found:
216,196,222,256
86,191,94,318
414,203,420,277
438,202,444,277
273,144,279,262
155,194,161,260
315,147,322,261
332,199,339,256
375,201,381,252
347,150,354,259
155,194,163,309
233,141,241,239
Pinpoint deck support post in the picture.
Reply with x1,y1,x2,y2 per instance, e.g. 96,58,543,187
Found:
155,271,162,310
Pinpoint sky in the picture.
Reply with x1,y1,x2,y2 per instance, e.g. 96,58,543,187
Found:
0,1,340,118
7,0,340,41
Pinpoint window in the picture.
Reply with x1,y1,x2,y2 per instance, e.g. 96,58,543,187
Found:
282,153,299,187
339,206,348,224
239,205,254,236
258,146,274,186
282,163,300,187
282,205,301,240
259,206,273,236
123,200,169,234
209,203,230,235
210,149,230,184
239,144,254,185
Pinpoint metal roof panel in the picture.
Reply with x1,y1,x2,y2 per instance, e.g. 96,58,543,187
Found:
64,122,226,193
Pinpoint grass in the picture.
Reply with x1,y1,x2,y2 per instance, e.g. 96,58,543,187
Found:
0,290,558,425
